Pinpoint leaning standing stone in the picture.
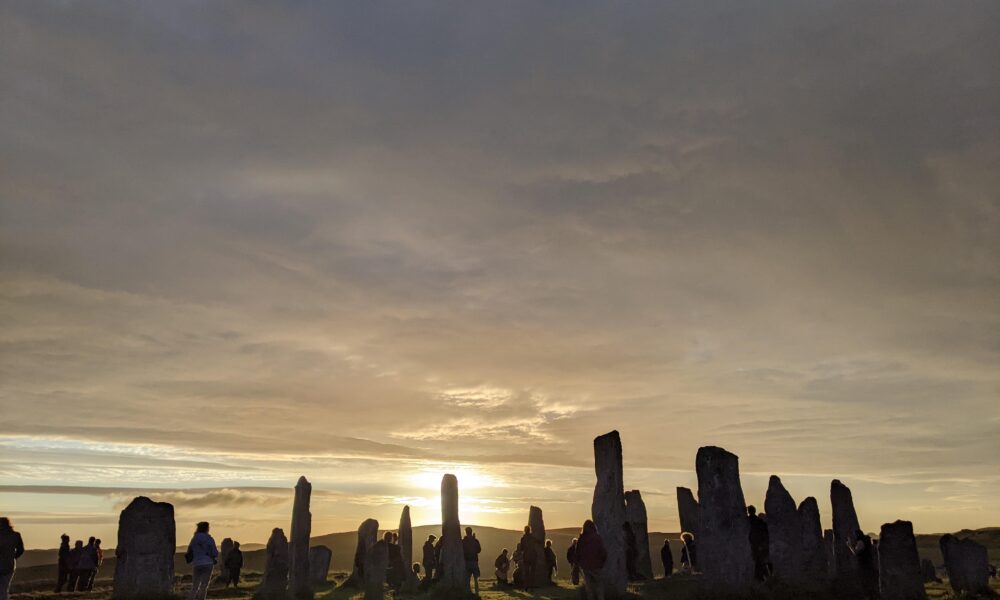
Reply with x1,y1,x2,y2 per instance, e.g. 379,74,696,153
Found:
257,528,290,599
939,534,990,594
439,474,466,590
695,446,753,591
625,490,654,580
764,475,803,582
878,520,926,600
363,540,389,600
831,479,863,591
592,431,628,597
676,487,700,539
309,546,332,585
112,496,175,600
289,476,313,599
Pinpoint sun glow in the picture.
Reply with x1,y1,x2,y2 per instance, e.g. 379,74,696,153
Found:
409,465,505,493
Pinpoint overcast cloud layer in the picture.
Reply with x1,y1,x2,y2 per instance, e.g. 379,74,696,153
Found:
1,1,998,546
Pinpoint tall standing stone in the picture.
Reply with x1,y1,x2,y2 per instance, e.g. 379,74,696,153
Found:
526,505,549,587
439,474,466,590
939,534,990,594
831,479,862,591
695,446,753,590
364,539,388,600
344,519,379,587
308,546,332,585
289,476,313,599
625,490,654,580
112,496,175,600
216,538,235,585
257,528,290,599
878,521,926,600
592,431,628,597
399,505,418,588
676,487,700,539
798,497,827,582
764,475,803,582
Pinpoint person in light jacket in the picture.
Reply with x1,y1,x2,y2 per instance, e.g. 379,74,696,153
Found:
186,522,218,600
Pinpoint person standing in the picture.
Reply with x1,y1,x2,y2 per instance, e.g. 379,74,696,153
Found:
185,522,218,600
0,518,25,600
680,532,697,573
575,520,607,600
66,540,84,591
747,506,769,581
421,535,437,584
223,541,243,588
87,538,104,590
55,534,71,592
518,526,537,589
75,538,98,591
660,538,673,578
544,540,557,583
461,527,481,596
566,538,580,585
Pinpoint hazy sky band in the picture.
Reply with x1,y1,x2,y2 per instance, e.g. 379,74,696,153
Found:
1,1,998,546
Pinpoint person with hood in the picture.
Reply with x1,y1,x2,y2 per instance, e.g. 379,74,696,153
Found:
660,538,673,578
0,518,25,600
680,532,697,573
223,541,243,588
462,527,482,596
185,521,218,600
67,540,84,591
494,549,510,585
55,534,71,592
75,538,98,591
421,534,437,584
575,520,607,600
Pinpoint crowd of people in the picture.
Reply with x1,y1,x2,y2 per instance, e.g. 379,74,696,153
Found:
55,534,105,593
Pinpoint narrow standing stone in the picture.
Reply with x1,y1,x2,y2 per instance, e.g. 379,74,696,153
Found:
676,487,700,539
625,490,654,580
878,520,926,600
217,538,234,585
308,546,332,585
399,505,418,589
764,475,803,582
798,497,827,582
527,505,549,587
592,431,628,597
258,528,290,598
289,476,313,599
439,474,466,590
695,446,753,591
939,534,990,594
112,496,175,600
344,519,379,587
831,479,862,592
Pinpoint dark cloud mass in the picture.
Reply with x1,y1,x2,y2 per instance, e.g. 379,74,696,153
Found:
1,1,998,544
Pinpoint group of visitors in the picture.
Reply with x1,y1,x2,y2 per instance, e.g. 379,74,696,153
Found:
492,525,558,589
55,534,104,592
417,527,483,595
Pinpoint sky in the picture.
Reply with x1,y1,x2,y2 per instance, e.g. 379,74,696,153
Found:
1,1,998,549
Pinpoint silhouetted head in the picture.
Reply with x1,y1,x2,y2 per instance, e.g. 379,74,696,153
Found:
681,532,694,542
465,526,473,536
88,536,96,545
545,539,552,548
524,525,531,535
501,548,508,555
392,532,399,542
197,521,210,533
233,542,240,549
74,540,83,549
0,518,10,529
413,563,421,574
663,539,670,546
582,520,597,536
571,538,578,545
384,532,393,543
61,533,70,542
95,539,102,547
427,534,437,542
747,505,757,516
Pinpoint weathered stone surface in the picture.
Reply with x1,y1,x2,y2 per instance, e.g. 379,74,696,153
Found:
878,521,926,600
591,431,628,597
258,528,290,598
939,534,990,594
695,446,752,590
308,546,332,584
289,476,313,598
363,540,388,600
823,529,836,579
526,505,550,587
676,487,700,539
798,497,827,582
216,537,234,585
625,490,653,580
344,519,379,587
831,479,862,591
398,505,418,589
438,474,466,590
920,559,939,583
112,496,176,599
764,475,802,582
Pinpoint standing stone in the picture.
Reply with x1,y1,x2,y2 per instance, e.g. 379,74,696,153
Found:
831,479,863,591
216,538,235,585
112,496,175,599
939,534,990,594
919,559,939,583
878,521,926,600
798,497,827,582
363,539,389,600
344,519,379,587
399,505,418,589
439,474,466,590
592,431,628,597
289,476,313,599
308,546,332,585
257,528,290,598
764,475,803,582
625,490,654,580
823,529,836,579
526,505,550,587
695,446,753,590
676,487,701,539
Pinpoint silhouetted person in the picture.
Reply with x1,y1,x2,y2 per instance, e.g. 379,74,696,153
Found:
660,539,673,578
511,543,525,588
747,506,769,581
544,539,557,583
848,529,878,600
185,521,218,600
518,526,537,589
462,527,481,596
575,520,607,600
0,518,25,600
566,537,580,585
67,540,84,591
421,534,436,583
494,549,510,585
680,532,697,573
224,541,243,588
55,534,71,592
623,522,638,581
433,535,444,581
387,531,405,591
87,538,103,590
76,537,98,591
